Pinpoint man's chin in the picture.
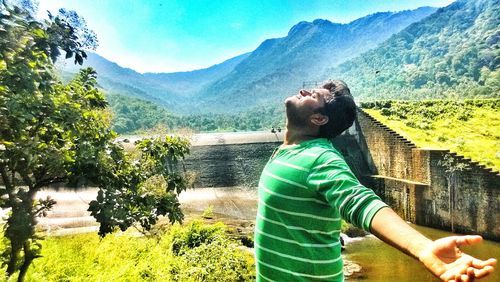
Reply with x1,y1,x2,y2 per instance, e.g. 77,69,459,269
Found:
284,96,296,105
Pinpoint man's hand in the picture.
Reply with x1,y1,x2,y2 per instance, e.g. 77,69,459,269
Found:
370,208,496,282
418,235,496,282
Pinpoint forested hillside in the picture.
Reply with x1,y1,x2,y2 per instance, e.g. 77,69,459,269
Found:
58,52,250,112
327,0,499,100
196,7,436,113
106,94,174,133
108,0,499,137
57,7,435,114
108,94,284,134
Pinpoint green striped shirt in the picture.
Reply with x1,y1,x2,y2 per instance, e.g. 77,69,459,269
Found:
255,138,387,281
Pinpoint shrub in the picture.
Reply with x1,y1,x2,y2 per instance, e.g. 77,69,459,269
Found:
167,221,255,281
169,237,255,282
202,205,215,219
9,221,255,281
169,221,227,256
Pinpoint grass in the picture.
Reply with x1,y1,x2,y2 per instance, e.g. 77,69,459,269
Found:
0,221,255,282
362,100,500,171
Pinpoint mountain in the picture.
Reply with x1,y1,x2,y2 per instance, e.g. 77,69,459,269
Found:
57,6,436,114
57,52,250,111
326,0,500,100
59,0,500,134
58,52,169,102
142,53,250,95
194,6,437,113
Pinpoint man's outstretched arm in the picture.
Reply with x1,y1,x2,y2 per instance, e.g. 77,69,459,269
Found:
370,207,497,282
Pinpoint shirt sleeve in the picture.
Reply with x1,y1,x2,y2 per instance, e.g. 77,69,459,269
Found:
306,151,388,231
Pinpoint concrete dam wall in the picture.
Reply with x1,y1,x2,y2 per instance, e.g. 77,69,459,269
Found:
357,109,500,241
184,131,375,189
184,111,499,241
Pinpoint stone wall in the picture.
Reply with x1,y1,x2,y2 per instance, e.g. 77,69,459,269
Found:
184,131,375,189
185,142,278,188
424,150,500,240
357,109,500,241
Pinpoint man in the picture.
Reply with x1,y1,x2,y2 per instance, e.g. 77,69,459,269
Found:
254,80,496,281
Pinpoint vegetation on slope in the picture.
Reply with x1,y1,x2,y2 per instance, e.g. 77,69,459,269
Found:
109,93,500,173
361,99,500,171
58,8,436,114
108,0,500,133
107,94,175,133
328,0,499,100
197,7,436,113
108,94,285,134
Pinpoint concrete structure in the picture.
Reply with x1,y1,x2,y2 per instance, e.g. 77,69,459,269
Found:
185,132,283,188
183,111,500,241
356,109,500,241
184,131,375,189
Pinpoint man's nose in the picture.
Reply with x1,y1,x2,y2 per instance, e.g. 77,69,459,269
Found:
299,89,311,96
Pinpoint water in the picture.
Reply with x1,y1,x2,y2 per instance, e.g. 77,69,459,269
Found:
345,224,500,281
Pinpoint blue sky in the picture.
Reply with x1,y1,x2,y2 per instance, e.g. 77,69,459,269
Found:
38,0,455,73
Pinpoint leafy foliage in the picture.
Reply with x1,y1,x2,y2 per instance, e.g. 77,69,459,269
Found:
1,222,255,281
107,94,285,134
169,220,226,256
0,2,190,280
44,8,97,65
328,0,499,100
0,2,102,280
361,99,500,170
88,135,190,236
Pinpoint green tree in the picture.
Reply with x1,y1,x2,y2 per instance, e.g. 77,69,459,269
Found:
88,135,190,236
0,2,189,281
0,3,102,279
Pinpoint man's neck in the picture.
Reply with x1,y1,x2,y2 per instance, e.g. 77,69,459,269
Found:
283,127,319,145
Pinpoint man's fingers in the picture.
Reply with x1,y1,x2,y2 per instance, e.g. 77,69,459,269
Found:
471,258,497,268
454,273,475,282
455,235,482,247
441,264,469,281
452,273,471,282
471,265,495,279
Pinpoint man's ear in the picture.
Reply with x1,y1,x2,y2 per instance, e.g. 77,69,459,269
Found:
310,113,329,126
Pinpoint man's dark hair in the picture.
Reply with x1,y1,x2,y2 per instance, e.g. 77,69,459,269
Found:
317,80,357,139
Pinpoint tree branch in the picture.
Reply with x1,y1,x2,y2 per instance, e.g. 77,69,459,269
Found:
33,176,67,190
0,165,13,191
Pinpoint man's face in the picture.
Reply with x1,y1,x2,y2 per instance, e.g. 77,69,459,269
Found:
285,88,331,127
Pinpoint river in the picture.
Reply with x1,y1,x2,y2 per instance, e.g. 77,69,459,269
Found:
345,224,499,281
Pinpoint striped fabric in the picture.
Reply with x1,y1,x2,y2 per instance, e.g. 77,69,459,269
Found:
255,138,387,281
